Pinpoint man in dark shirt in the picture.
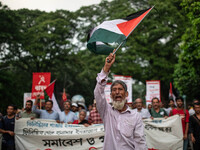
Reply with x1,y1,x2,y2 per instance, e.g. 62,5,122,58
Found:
189,102,200,150
0,104,17,150
150,97,168,119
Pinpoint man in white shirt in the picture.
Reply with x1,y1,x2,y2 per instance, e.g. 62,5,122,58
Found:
94,52,147,150
133,98,151,119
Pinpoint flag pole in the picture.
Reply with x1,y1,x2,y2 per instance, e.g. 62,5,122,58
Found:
112,6,155,56
40,99,42,109
38,79,57,109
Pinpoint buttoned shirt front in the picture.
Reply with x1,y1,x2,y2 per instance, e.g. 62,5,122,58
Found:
133,108,151,119
32,105,59,120
19,110,37,118
59,111,77,123
94,69,147,150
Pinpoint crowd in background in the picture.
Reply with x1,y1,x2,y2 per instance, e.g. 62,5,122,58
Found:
0,95,200,150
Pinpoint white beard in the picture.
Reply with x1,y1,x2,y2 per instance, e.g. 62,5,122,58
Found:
112,99,126,110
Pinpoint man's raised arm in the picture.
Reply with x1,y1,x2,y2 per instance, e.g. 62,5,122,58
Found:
94,51,115,119
32,95,42,114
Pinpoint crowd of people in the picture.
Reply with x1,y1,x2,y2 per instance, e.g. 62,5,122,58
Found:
131,97,200,150
0,94,199,150
0,53,200,150
0,94,104,150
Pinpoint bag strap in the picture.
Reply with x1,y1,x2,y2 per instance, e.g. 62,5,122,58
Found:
192,114,200,126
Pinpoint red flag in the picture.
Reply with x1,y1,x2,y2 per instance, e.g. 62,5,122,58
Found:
62,88,67,101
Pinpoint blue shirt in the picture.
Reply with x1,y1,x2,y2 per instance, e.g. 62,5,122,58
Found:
32,105,59,120
59,111,77,123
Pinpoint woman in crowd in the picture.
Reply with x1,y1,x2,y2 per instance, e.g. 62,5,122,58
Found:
72,109,90,127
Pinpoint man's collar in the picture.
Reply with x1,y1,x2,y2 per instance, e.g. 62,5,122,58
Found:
112,105,131,113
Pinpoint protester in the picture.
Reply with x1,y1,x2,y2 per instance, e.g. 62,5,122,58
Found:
170,97,189,150
71,103,78,113
189,99,199,116
189,102,200,150
59,100,77,123
188,104,195,116
0,104,17,150
78,102,85,111
132,101,136,109
33,95,59,120
166,98,176,115
88,103,103,124
133,98,151,119
19,100,37,119
94,52,147,149
150,97,168,119
71,102,79,118
147,104,152,114
72,109,90,127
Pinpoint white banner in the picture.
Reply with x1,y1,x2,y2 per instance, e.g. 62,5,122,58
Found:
15,115,183,150
144,115,183,150
114,75,133,103
15,119,104,150
146,80,161,106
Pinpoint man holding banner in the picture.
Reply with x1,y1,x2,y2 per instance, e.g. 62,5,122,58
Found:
94,52,147,150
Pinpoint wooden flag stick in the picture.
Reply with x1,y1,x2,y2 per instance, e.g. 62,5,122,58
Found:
40,99,42,109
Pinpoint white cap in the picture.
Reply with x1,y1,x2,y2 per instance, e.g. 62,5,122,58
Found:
72,103,78,107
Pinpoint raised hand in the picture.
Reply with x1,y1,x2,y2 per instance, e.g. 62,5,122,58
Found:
103,50,116,73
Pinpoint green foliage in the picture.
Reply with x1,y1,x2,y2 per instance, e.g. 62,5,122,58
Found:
0,0,191,112
75,0,187,102
174,1,200,100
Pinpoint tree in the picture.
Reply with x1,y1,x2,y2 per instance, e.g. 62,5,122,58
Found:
75,0,187,103
174,0,200,101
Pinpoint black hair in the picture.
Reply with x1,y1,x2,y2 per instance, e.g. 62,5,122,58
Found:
64,100,72,106
193,99,199,104
151,97,159,103
26,100,33,106
45,100,53,105
169,99,174,103
7,104,17,110
193,102,200,107
175,97,183,102
111,80,127,92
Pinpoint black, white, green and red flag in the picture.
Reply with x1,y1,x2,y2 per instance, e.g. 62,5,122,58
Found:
44,80,61,113
87,7,154,55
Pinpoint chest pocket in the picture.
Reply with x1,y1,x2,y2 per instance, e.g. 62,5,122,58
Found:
120,120,134,137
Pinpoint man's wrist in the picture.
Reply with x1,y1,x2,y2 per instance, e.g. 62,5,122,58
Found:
103,66,110,73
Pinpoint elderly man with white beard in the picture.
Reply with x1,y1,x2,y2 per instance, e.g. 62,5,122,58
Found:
94,52,147,150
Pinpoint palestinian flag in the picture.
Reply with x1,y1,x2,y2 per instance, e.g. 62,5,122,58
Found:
87,7,154,55
44,80,61,113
